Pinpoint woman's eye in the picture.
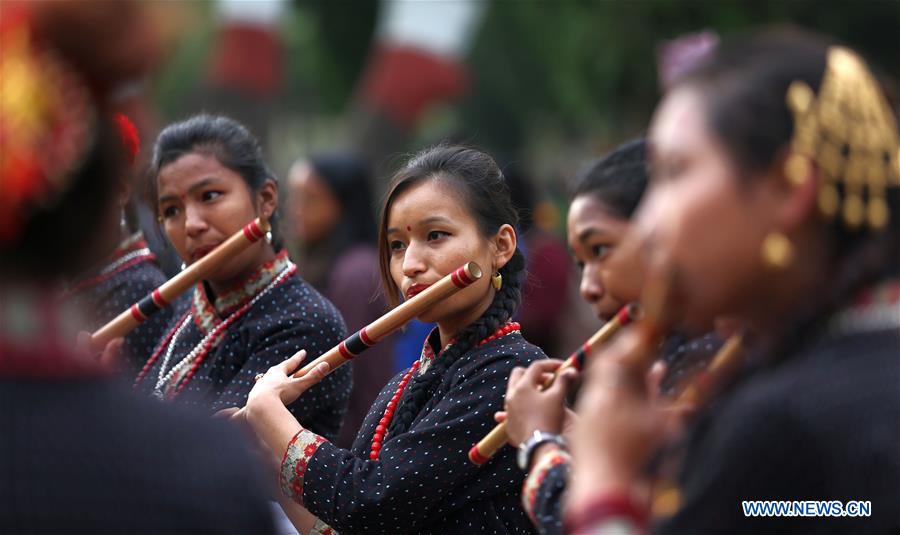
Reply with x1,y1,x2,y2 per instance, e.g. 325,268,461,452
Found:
427,230,450,241
591,244,612,259
201,190,222,202
161,206,180,219
654,159,686,181
390,240,406,252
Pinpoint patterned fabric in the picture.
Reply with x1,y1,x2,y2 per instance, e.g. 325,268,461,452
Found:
522,448,570,535
310,518,338,535
64,232,171,374
192,249,294,335
658,287,900,533
281,429,327,502
659,331,722,398
1,286,102,378
284,330,545,534
136,252,351,440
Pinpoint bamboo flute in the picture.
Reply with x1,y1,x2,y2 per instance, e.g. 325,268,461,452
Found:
289,261,483,379
90,217,270,350
468,302,642,465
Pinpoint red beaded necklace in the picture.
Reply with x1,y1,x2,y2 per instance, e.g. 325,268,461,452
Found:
369,321,520,460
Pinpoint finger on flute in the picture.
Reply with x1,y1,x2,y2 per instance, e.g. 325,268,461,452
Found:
536,302,641,390
468,302,640,465
90,217,270,350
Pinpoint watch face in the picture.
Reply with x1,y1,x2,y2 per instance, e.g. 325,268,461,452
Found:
517,431,544,470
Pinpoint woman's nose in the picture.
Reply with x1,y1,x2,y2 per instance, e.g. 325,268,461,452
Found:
579,263,606,304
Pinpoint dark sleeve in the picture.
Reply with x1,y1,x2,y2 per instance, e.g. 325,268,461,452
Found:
522,453,569,535
210,313,351,442
116,264,173,373
658,390,826,534
284,351,537,533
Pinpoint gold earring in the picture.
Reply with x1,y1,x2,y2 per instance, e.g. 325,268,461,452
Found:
491,272,503,291
761,232,794,269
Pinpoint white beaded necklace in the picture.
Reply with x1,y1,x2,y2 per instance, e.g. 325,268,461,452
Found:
152,263,295,399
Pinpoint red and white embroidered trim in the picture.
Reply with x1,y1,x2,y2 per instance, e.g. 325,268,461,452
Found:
280,429,327,504
522,446,571,523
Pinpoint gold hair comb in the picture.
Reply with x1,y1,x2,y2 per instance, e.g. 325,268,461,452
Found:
785,47,900,230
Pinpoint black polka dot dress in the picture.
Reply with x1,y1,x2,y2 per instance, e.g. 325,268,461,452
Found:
64,232,172,375
134,250,351,441
281,327,546,534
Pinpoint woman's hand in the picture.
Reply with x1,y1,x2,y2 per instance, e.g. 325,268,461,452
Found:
75,331,121,371
497,359,578,446
246,351,330,423
568,330,665,503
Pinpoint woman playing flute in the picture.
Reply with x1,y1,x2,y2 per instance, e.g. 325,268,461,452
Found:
238,145,547,534
567,29,900,533
63,114,172,374
133,115,351,442
500,139,728,534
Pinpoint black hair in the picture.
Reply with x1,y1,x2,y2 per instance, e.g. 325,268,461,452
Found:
674,27,899,360
501,163,536,233
308,151,377,246
148,114,283,251
571,138,649,220
377,144,526,437
1,118,123,280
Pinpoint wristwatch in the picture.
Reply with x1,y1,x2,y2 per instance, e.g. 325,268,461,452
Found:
517,430,567,470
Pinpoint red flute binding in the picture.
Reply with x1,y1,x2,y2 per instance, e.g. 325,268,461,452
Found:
90,217,270,350
290,261,483,379
468,303,642,465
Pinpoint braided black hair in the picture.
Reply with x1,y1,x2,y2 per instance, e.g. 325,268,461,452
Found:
376,144,526,437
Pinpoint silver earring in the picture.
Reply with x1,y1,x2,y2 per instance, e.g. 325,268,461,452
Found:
265,230,273,244
180,262,186,271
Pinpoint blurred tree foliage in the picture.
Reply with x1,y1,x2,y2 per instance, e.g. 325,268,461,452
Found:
154,0,900,160
461,0,900,155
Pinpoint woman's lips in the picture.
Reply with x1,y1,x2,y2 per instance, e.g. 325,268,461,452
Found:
190,244,219,262
405,283,432,299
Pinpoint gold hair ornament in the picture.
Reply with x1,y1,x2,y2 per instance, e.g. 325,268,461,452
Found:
785,47,900,231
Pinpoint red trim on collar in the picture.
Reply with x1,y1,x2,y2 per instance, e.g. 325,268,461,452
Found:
0,291,104,378
64,233,156,296
191,249,292,334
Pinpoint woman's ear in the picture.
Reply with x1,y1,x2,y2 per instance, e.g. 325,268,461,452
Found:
771,152,819,233
257,178,279,221
492,224,517,271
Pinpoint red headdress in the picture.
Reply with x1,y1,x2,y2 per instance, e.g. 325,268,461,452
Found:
113,113,140,166
0,8,96,244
